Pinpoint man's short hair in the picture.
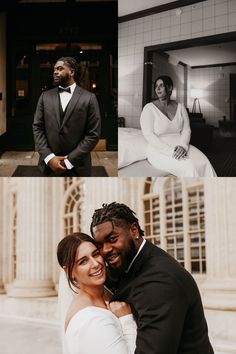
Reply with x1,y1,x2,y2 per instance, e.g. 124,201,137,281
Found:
90,202,144,237
58,56,79,82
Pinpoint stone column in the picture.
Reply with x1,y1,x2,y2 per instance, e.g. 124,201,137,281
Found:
203,177,236,301
7,178,56,297
0,178,5,293
203,177,236,353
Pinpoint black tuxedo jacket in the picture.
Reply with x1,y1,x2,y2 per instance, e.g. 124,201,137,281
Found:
110,241,214,354
32,85,101,176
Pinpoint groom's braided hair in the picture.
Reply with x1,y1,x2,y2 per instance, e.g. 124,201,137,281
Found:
90,202,144,237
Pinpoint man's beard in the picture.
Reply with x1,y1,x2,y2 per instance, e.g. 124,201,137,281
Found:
53,74,70,88
108,238,137,277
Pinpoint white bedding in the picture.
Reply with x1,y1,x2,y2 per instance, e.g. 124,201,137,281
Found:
118,127,148,168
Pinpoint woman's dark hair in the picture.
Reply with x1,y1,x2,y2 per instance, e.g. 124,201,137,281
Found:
154,75,173,96
57,232,97,292
58,56,79,82
90,202,144,237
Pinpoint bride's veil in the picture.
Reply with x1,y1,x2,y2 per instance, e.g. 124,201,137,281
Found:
58,270,74,354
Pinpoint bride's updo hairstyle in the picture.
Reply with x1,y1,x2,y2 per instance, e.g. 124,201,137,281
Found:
154,75,173,97
57,232,97,292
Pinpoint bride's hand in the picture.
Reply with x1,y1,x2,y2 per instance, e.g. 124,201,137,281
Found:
108,301,132,318
173,145,187,159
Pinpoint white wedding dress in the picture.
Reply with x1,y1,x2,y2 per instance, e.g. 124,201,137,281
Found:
65,307,137,354
58,272,137,354
140,102,217,177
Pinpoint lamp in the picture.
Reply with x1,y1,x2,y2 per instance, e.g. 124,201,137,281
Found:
190,89,203,114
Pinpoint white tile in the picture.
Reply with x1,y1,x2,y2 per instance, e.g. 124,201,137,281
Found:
144,31,151,43
229,12,236,26
180,11,191,24
181,23,191,35
160,27,171,40
127,34,135,46
203,18,215,31
151,30,161,42
171,14,181,26
215,2,228,16
215,26,228,34
144,21,152,32
135,33,143,44
152,18,161,30
215,15,228,28
203,6,214,19
192,20,203,33
229,0,236,13
136,22,144,34
171,25,181,37
128,25,135,36
192,8,203,21
160,16,171,28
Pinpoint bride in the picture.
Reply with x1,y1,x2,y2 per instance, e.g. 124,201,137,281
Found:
57,232,137,354
140,75,217,177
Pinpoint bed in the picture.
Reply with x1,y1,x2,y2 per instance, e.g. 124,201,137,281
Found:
118,127,171,177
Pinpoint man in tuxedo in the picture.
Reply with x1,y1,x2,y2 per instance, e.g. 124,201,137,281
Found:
33,56,101,176
91,202,214,354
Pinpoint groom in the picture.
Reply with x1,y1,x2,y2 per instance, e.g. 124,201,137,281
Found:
33,56,101,176
91,202,214,354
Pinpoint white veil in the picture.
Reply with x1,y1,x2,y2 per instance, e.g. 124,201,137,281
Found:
58,270,74,354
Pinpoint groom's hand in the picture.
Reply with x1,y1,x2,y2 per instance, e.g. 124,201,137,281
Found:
48,156,67,173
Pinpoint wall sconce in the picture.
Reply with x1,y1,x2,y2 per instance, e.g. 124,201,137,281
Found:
190,88,203,113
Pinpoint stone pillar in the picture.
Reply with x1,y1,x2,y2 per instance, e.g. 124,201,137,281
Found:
0,178,5,293
203,177,236,353
203,177,236,301
7,178,56,297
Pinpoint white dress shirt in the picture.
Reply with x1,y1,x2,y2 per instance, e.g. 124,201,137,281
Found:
44,82,76,169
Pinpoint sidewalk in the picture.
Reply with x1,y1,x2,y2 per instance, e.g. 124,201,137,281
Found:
0,317,62,354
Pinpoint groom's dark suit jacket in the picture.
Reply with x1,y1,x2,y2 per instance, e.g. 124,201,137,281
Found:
110,240,214,354
33,85,101,176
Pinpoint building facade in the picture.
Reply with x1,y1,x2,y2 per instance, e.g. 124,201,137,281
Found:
0,176,236,353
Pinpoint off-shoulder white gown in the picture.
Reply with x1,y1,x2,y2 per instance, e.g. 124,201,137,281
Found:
65,306,137,354
140,102,217,177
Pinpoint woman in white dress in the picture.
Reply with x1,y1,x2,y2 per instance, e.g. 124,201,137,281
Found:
57,232,137,354
140,75,217,177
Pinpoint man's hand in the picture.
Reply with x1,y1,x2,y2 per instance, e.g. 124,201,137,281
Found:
173,146,187,160
48,156,67,173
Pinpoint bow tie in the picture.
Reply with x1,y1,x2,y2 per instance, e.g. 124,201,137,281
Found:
58,86,71,93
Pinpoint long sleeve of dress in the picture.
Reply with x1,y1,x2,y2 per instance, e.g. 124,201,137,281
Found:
66,307,136,354
178,104,191,151
140,104,174,157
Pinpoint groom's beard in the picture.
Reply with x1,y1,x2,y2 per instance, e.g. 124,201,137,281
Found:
53,73,70,87
106,238,137,278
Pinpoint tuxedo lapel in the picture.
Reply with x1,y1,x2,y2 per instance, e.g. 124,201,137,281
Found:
60,85,82,129
52,90,61,128
112,241,154,300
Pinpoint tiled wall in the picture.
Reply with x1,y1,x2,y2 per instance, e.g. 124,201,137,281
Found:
118,0,236,128
188,65,236,127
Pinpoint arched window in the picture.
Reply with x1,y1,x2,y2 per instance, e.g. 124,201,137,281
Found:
63,179,83,235
143,177,206,274
143,178,161,246
163,178,184,267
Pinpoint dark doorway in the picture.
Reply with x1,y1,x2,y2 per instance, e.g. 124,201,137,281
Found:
230,73,236,122
5,1,117,151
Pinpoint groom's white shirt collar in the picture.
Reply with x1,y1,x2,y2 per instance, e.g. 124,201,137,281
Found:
125,239,146,273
